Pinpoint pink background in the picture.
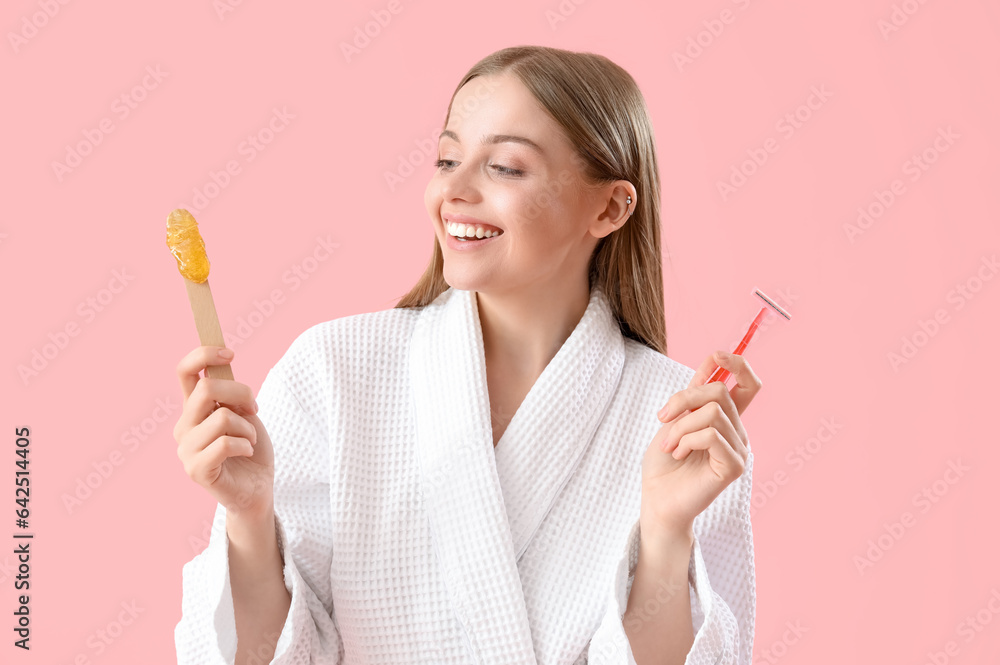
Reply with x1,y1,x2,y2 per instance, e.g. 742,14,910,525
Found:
3,0,999,662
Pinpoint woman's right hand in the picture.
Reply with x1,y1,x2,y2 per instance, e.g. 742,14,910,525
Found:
173,346,275,522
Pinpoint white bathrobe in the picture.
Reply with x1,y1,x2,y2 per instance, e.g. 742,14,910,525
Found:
174,284,755,665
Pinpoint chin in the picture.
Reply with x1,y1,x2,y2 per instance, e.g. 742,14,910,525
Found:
443,272,475,292
442,266,486,293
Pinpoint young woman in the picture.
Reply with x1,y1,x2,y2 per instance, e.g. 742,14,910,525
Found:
174,45,758,665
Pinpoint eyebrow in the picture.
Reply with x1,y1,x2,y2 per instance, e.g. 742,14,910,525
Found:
438,129,545,155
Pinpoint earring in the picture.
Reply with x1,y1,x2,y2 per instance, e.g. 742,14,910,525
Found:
626,194,633,217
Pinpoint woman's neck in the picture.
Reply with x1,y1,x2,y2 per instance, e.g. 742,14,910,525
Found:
476,280,590,376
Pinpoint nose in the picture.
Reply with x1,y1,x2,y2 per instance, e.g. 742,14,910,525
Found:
438,161,481,204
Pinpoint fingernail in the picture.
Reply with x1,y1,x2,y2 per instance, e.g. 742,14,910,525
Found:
253,399,259,413
715,350,731,359
218,348,234,359
658,406,670,420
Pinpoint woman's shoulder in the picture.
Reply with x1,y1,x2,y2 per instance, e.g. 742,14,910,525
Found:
300,304,423,347
273,304,424,379
622,337,697,394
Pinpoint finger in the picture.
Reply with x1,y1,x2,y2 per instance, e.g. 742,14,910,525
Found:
186,436,255,487
173,377,258,441
659,379,738,429
671,427,745,482
657,353,722,422
177,406,258,464
656,354,719,422
176,346,237,399
688,353,720,390
660,400,748,462
713,352,763,416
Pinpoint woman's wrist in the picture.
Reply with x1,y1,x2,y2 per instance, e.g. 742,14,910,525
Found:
638,517,694,567
226,503,278,551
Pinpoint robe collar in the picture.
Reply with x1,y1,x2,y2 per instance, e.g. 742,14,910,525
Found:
409,284,625,664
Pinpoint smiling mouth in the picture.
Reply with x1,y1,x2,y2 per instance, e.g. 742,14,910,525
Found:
445,221,504,240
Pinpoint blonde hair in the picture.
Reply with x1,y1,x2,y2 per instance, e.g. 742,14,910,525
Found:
395,45,668,356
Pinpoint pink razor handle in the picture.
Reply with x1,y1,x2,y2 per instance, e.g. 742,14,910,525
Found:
707,288,792,386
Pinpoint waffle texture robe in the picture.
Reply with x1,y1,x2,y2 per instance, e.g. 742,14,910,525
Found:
175,284,756,664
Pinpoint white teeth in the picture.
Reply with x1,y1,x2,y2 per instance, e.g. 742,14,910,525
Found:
446,222,501,238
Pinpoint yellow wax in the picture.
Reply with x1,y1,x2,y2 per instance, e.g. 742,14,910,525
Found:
166,208,210,283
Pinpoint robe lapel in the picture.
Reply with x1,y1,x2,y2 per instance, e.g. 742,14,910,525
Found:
410,285,625,664
492,285,625,561
410,286,537,665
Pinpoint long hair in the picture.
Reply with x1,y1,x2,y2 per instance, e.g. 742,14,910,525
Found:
395,45,668,356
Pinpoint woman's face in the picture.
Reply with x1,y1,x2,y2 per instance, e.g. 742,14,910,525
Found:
424,73,614,295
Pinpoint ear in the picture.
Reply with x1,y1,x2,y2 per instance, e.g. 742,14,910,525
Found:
589,181,636,240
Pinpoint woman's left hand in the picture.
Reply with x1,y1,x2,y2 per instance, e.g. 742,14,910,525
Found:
640,351,761,539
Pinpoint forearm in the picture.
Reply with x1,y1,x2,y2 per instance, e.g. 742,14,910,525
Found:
623,525,695,665
227,507,292,665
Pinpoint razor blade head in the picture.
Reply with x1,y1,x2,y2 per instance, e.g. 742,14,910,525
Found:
752,287,792,321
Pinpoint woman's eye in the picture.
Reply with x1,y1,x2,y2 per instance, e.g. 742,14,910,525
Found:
492,165,523,177
433,159,523,177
